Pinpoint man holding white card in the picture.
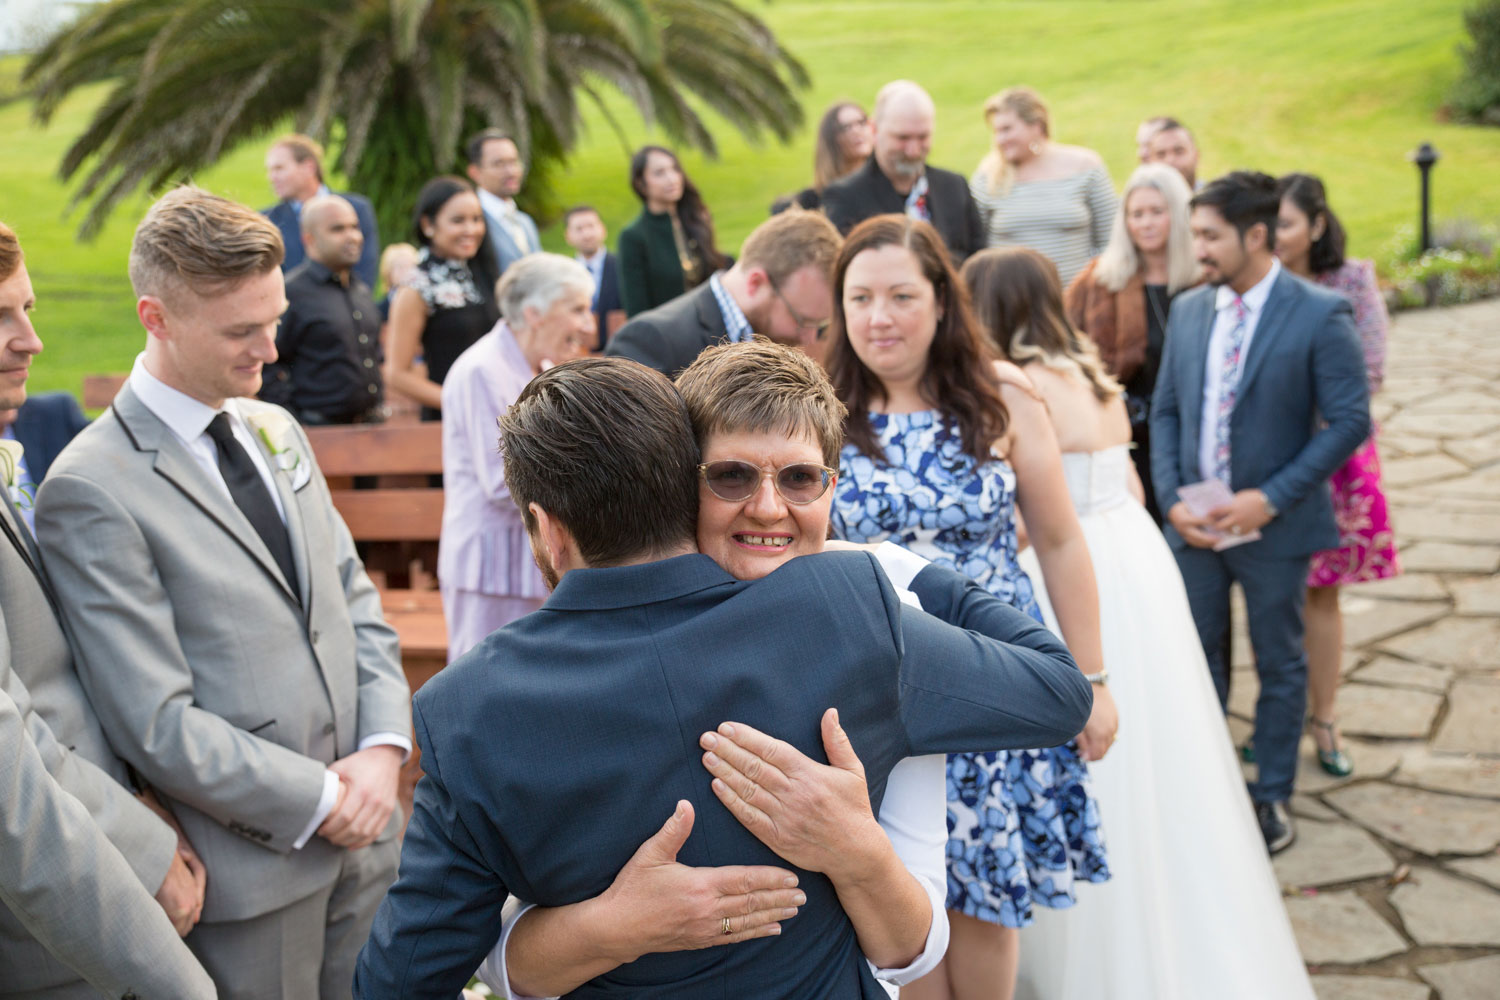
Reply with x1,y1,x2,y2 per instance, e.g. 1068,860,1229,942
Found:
1150,171,1368,855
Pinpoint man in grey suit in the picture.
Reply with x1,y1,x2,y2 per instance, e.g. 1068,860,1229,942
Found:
35,188,413,998
0,219,214,998
1151,171,1369,854
466,128,542,275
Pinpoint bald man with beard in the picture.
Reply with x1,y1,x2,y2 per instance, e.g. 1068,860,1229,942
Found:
259,195,386,424
821,80,984,265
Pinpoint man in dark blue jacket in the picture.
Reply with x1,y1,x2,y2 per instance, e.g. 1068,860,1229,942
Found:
356,358,1092,999
261,134,380,289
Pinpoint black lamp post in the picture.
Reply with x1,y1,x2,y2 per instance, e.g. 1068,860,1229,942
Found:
1409,142,1440,254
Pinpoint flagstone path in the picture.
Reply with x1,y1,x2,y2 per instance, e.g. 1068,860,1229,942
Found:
1225,298,1500,999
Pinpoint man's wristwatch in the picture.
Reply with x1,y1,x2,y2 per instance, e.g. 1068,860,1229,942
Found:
1259,490,1279,519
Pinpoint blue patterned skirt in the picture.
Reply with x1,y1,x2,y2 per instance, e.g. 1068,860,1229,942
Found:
945,740,1110,927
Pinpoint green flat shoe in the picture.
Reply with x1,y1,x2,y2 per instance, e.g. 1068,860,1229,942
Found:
1309,716,1353,778
1240,741,1255,764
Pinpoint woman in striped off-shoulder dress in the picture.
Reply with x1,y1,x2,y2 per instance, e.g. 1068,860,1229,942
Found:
970,87,1117,288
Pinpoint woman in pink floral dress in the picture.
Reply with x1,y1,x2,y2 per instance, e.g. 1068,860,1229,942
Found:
1275,173,1400,777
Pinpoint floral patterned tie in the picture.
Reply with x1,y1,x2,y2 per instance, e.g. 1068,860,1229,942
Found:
1213,295,1250,485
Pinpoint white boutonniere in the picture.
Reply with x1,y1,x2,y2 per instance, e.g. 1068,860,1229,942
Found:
0,439,33,509
244,411,311,490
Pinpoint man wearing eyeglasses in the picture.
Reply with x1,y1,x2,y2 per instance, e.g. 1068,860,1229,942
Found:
606,209,841,375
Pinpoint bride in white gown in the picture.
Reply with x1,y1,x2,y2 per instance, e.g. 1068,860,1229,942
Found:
962,248,1313,1000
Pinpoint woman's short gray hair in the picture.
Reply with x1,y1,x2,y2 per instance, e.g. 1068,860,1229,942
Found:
494,253,594,329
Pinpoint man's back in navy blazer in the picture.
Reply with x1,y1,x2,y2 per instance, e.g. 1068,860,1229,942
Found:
358,550,1089,999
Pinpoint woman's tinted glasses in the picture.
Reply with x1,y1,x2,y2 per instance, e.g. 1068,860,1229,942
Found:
697,461,837,505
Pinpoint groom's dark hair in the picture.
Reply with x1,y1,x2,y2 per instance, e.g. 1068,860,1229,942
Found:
1191,170,1280,249
500,357,700,567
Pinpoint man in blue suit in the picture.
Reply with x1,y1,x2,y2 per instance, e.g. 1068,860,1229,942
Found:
356,358,1093,999
3,391,89,500
1151,171,1369,854
466,129,543,277
563,205,623,350
261,134,381,289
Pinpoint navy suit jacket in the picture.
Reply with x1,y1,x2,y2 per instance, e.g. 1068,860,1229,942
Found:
1149,268,1370,557
12,392,89,484
586,251,623,350
356,551,1091,999
263,191,380,289
604,281,727,377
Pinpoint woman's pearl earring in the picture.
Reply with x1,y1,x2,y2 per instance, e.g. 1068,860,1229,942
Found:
1029,140,1043,155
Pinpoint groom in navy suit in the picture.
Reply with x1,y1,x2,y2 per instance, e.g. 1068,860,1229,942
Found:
356,358,1093,999
1151,171,1369,854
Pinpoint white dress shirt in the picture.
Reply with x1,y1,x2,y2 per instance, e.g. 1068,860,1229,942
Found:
127,357,411,849
1197,259,1281,482
478,541,950,998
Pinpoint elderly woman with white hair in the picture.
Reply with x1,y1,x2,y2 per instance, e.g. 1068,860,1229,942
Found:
1064,163,1199,523
438,253,596,660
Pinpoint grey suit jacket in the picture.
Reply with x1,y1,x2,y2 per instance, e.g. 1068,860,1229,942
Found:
0,496,203,996
484,206,542,275
35,386,410,923
0,671,216,999
1150,269,1370,558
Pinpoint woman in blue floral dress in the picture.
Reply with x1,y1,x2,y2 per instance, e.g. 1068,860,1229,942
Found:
826,216,1116,1000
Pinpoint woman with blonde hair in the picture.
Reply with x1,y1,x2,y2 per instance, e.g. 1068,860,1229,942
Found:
1065,163,1198,521
970,87,1116,287
965,247,1316,1000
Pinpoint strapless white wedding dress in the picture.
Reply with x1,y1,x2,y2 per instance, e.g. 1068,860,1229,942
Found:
1014,446,1313,1000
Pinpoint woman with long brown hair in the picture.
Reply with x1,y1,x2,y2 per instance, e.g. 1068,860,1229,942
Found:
777,100,874,213
615,145,729,316
964,248,1316,1000
827,215,1115,1000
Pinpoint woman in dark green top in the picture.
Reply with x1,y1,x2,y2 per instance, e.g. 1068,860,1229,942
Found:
616,146,729,316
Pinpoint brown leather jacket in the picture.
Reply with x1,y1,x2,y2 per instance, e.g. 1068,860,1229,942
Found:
1064,258,1146,383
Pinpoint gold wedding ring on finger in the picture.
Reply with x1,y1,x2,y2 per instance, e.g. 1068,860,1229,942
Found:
722,916,733,935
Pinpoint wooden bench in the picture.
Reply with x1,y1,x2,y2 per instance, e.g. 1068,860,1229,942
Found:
303,423,447,688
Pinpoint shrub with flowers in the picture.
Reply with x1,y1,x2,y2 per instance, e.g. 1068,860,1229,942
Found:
1378,218,1500,310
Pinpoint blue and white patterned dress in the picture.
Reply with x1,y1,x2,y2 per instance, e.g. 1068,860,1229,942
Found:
831,410,1110,928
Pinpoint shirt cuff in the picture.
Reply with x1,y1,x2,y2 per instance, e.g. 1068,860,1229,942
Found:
359,731,414,763
867,875,950,985
873,541,932,593
476,900,559,999
293,769,342,850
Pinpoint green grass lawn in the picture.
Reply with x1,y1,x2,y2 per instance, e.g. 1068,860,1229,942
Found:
3,0,1496,398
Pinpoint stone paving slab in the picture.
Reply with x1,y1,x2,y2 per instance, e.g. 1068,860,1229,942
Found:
1434,680,1500,755
1379,617,1500,670
1353,656,1453,693
1337,684,1443,740
1401,389,1500,415
1342,601,1450,649
1417,954,1500,1000
1441,463,1500,501
1451,576,1500,617
1445,433,1500,468
1382,411,1500,439
1273,818,1395,888
1390,867,1500,946
1447,854,1500,891
1356,574,1450,603
1324,783,1500,855
1391,748,1500,799
1390,506,1500,545
1285,892,1408,964
1382,453,1473,488
1393,542,1500,576
1311,976,1431,1000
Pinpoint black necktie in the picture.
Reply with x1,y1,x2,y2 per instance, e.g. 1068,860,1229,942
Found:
205,412,299,600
